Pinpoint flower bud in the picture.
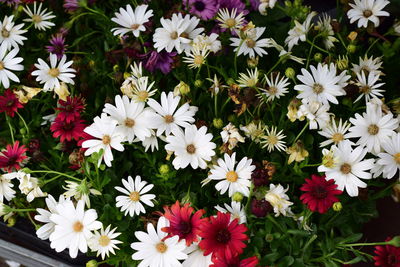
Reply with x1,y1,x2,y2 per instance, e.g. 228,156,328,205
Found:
159,164,170,175
173,81,190,96
194,80,203,88
232,192,244,202
333,202,342,212
123,72,131,80
86,260,98,267
247,56,259,68
314,53,323,62
213,118,224,129
285,67,295,79
347,44,357,53
347,31,358,41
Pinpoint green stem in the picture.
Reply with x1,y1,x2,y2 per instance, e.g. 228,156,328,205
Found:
340,241,394,247
5,114,14,143
11,208,36,212
293,121,309,143
83,6,108,20
301,163,321,168
16,111,29,136
28,170,81,182
265,58,283,77
365,38,380,56
306,39,330,54
65,51,91,55
42,174,63,185
138,36,148,53
267,214,286,233
214,92,218,117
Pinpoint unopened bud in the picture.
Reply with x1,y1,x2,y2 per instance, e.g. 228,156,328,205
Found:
285,67,295,79
232,192,244,202
333,202,342,212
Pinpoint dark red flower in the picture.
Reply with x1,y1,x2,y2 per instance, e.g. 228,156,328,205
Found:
374,238,400,266
199,212,248,259
251,168,269,187
162,201,206,246
56,96,85,123
250,198,272,218
211,254,259,267
0,89,23,117
0,141,28,172
50,116,86,142
300,174,342,214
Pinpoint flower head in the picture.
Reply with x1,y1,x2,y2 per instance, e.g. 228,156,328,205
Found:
56,96,85,123
347,0,390,28
264,184,293,216
230,27,272,58
23,2,56,31
50,116,86,142
0,89,23,117
0,46,24,88
111,4,153,37
46,35,67,60
88,225,122,260
0,15,27,50
0,141,28,172
185,0,219,20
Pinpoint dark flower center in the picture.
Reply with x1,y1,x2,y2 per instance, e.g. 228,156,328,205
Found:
215,228,231,244
63,122,74,131
6,99,15,107
311,186,328,199
194,1,206,11
387,253,399,265
178,221,192,234
6,155,18,165
227,264,239,267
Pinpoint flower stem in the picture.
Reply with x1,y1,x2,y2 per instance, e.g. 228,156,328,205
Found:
306,39,330,54
16,111,29,136
5,114,14,143
28,170,81,182
11,208,36,212
293,121,309,144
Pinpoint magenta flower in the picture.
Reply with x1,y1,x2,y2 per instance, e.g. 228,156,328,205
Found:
46,35,67,60
184,0,220,20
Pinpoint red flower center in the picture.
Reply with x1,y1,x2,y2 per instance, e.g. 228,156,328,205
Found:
6,99,15,107
6,155,18,166
63,122,74,131
388,253,399,265
178,221,192,234
311,186,328,199
216,228,231,244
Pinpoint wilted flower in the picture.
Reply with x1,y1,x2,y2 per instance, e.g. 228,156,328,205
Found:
286,141,309,164
221,123,245,150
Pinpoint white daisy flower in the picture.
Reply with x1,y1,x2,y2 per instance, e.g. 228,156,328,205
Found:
348,102,397,155
240,121,265,144
347,0,389,28
354,71,385,102
237,67,259,88
352,55,383,76
297,101,331,130
130,61,143,79
261,126,287,152
23,2,56,31
165,125,216,170
115,175,155,217
208,152,255,197
316,14,338,50
0,15,27,50
111,4,153,37
31,54,76,91
131,216,188,266
63,180,101,208
230,27,272,58
285,11,316,51
260,73,289,102
35,195,66,240
131,76,157,103
147,91,198,136
0,45,23,88
318,117,352,147
182,243,212,267
264,183,293,217
136,130,161,152
0,173,16,203
373,132,400,179
177,13,204,54
82,114,125,167
192,33,222,53
88,225,122,260
215,201,247,224
216,8,245,32
49,199,102,258
103,95,154,143
183,45,210,69
295,63,349,105
318,140,375,197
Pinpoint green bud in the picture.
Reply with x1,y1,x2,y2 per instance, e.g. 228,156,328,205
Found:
37,33,46,40
213,118,224,129
20,128,26,135
333,202,342,212
113,65,119,72
347,44,357,53
86,260,98,267
232,192,244,202
7,216,16,227
194,80,203,88
285,67,296,79
388,236,400,247
314,53,323,62
265,233,274,242
159,164,170,175
174,81,190,96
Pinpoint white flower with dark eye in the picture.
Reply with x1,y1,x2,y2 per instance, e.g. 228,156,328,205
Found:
115,175,155,217
23,2,56,31
0,15,27,50
347,0,389,28
88,225,122,260
31,54,76,91
165,125,216,170
215,201,247,224
318,140,374,197
111,4,153,37
230,27,272,58
348,102,397,155
35,195,66,240
374,133,400,179
217,8,245,32
318,117,352,147
261,126,286,152
178,14,204,54
352,55,383,76
354,71,385,103
285,11,316,51
131,76,157,103
260,73,289,102
0,45,23,88
208,152,255,197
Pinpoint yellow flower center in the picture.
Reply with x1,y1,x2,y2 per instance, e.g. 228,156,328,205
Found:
102,135,111,145
225,18,236,28
245,38,256,48
340,163,352,174
156,242,168,253
393,153,400,164
129,191,140,202
363,10,373,17
32,14,42,23
268,86,278,95
226,171,238,182
367,124,379,135
131,23,140,30
124,118,135,128
193,55,204,66
186,144,196,154
180,32,189,39
98,235,111,247
73,221,84,232
137,90,149,102
266,135,278,145
331,133,344,144
164,114,174,123
48,68,60,77
0,61,4,70
313,83,324,94
359,85,371,94
1,29,10,38
170,31,178,40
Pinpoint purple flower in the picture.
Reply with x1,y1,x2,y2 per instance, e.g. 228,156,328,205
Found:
218,0,248,15
63,0,79,12
144,50,176,74
184,0,219,20
249,0,261,10
0,0,21,6
46,35,67,60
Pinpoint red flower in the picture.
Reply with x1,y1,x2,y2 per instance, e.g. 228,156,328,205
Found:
56,96,85,123
250,198,272,218
211,254,259,267
0,141,28,172
50,116,86,142
162,201,206,246
199,212,248,259
374,238,400,266
300,174,342,214
0,89,23,117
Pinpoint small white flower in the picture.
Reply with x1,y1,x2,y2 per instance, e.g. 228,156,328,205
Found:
0,45,23,88
316,14,338,50
260,73,289,102
31,54,76,91
221,123,245,150
374,133,400,179
264,184,293,217
35,195,66,240
49,199,102,258
192,33,222,53
297,101,331,130
131,76,157,102
318,117,352,147
230,27,272,58
0,15,27,50
182,242,212,267
348,102,397,155
23,2,56,31
318,140,375,197
82,114,125,167
270,39,305,64
240,121,265,144
166,125,216,170
354,71,385,102
88,225,122,260
237,67,259,88
216,8,245,32
0,173,16,203
208,152,255,197
352,55,383,76
285,11,316,51
347,0,389,28
137,130,160,152
183,45,210,69
261,126,287,152
63,180,101,208
111,4,153,37
115,175,155,217
131,216,188,266
215,201,246,224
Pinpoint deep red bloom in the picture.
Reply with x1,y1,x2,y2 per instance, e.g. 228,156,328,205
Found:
0,89,23,117
300,174,342,214
0,141,28,172
162,201,206,246
199,212,248,259
56,96,85,123
211,254,259,267
374,238,400,266
250,198,272,218
50,116,86,142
